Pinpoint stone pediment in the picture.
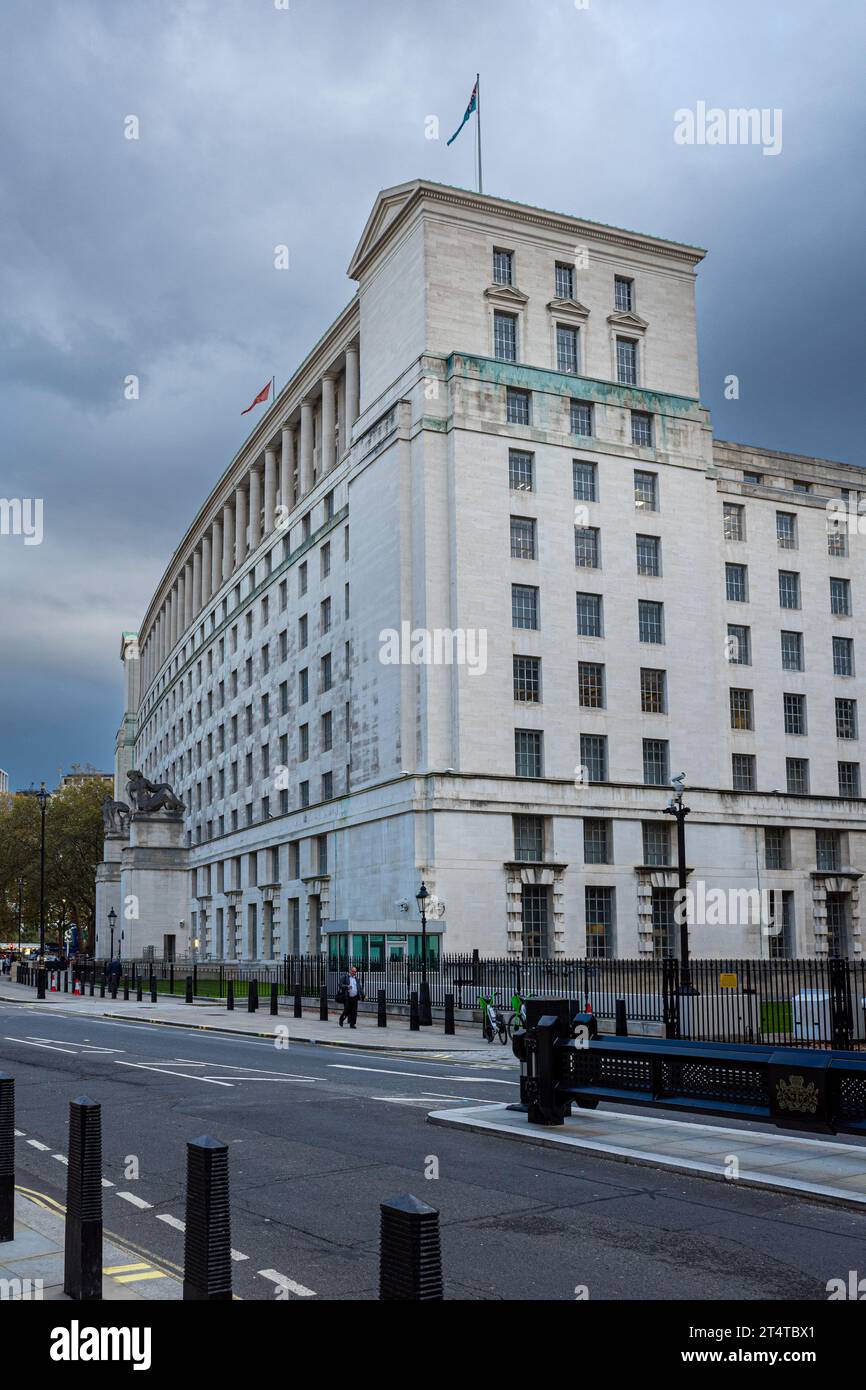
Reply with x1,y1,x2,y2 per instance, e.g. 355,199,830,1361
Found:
607,310,649,332
547,296,591,322
348,180,422,280
484,282,529,306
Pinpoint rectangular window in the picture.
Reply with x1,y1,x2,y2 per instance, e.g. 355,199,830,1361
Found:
636,534,660,576
614,276,633,312
839,762,861,797
321,541,331,578
506,387,531,425
515,729,543,778
768,890,795,960
298,667,308,704
726,563,748,602
830,578,851,616
321,710,333,752
727,625,751,665
509,449,534,492
580,733,608,783
513,655,541,703
320,653,332,692
578,661,605,709
826,892,849,957
493,248,513,285
651,887,677,960
320,597,331,634
574,525,600,569
299,725,309,761
583,819,611,864
513,814,544,863
723,503,745,541
634,471,657,511
786,757,809,794
555,262,575,299
833,636,854,676
640,668,667,714
298,614,308,648
781,631,804,672
764,827,788,870
816,829,841,872
556,324,579,374
828,519,848,558
836,698,858,740
512,584,539,630
585,886,614,959
494,311,517,362
642,738,669,786
778,570,801,610
570,400,593,437
783,692,806,735
776,512,797,549
573,459,597,501
642,821,671,867
521,884,550,957
732,753,756,791
576,592,603,637
616,337,638,385
321,771,333,802
638,600,664,644
631,411,653,448
510,516,537,559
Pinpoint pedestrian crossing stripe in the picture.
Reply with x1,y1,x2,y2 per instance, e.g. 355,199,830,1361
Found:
104,1262,167,1283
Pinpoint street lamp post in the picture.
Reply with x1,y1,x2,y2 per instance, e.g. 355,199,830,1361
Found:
34,782,49,1000
663,774,696,995
415,882,432,1025
16,878,23,952
108,907,117,964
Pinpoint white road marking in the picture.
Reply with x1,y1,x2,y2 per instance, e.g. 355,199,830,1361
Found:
52,1154,69,1165
155,1213,248,1262
173,1059,318,1081
421,1092,503,1104
101,1179,115,1188
231,1249,250,1262
113,1060,234,1086
329,1064,516,1085
5,1036,78,1054
14,1129,24,1137
257,1269,316,1298
117,1192,153,1210
26,1139,50,1151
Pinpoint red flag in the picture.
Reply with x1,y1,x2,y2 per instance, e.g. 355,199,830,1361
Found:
241,380,271,415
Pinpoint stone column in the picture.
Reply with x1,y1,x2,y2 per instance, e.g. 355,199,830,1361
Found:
321,376,336,475
192,548,202,617
264,448,277,535
211,518,222,594
280,427,293,510
177,572,187,641
169,587,177,651
234,483,247,567
299,401,314,497
201,533,212,606
249,465,262,551
222,501,234,581
183,560,193,630
345,343,360,432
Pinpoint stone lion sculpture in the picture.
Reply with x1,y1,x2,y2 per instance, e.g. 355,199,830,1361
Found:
126,770,185,815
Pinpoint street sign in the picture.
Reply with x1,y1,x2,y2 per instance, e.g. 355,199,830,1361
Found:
719,972,738,989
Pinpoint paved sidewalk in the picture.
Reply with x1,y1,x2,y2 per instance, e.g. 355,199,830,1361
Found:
0,978,508,1056
429,1102,866,1208
2,1191,182,1300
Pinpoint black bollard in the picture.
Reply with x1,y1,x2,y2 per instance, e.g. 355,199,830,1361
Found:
170,964,175,995
136,978,143,1003
183,1136,232,1301
110,976,118,1000
377,988,387,1028
123,977,129,1002
99,980,106,999
63,971,69,994
615,998,628,1037
293,983,302,1018
319,988,328,1022
89,972,95,997
409,991,420,1032
0,1073,13,1242
226,980,234,1012
248,979,258,1014
64,1097,102,1300
419,980,432,1027
444,993,455,1036
185,975,193,1004
36,965,45,1000
150,974,157,1004
379,1195,443,1301
270,982,278,1017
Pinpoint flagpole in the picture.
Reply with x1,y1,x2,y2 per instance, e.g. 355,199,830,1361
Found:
271,375,276,405
475,73,483,194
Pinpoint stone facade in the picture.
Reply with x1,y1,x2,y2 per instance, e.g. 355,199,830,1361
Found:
99,180,865,963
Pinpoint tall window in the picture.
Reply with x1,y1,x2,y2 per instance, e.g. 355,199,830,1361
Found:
723,503,745,541
634,471,657,511
640,668,666,714
574,526,600,568
515,729,543,778
509,449,534,492
614,276,633,311
510,516,537,559
727,625,751,665
783,692,806,736
786,757,809,794
642,738,669,785
781,631,803,672
642,821,671,867
493,248,513,285
506,387,531,425
571,400,593,437
726,563,748,602
651,887,677,959
732,753,755,791
583,819,611,864
833,636,854,676
839,762,861,797
494,311,517,361
513,655,541,702
573,459,597,500
556,324,579,374
616,337,638,385
826,893,849,957
836,698,857,740
555,262,575,299
636,534,660,576
585,886,614,958
578,661,605,708
513,814,544,863
830,578,851,616
827,520,848,557
778,571,801,610
768,890,795,960
638,600,664,644
521,884,549,956
775,512,797,549
816,830,840,872
512,584,539,630
576,592,603,637
580,733,608,782
729,688,753,731
764,827,788,870
631,412,653,448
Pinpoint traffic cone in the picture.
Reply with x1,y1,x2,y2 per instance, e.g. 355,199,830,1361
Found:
585,1000,593,1014
73,979,81,996
50,973,57,992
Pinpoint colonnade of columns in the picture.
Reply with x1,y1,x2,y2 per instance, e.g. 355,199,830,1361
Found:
139,341,360,693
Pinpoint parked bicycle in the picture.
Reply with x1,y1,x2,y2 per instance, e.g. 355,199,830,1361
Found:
478,992,509,1044
506,990,535,1040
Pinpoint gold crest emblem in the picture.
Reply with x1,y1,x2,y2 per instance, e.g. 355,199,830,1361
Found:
775,1074,820,1115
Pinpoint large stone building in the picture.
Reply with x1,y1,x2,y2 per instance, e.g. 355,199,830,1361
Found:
96,180,865,965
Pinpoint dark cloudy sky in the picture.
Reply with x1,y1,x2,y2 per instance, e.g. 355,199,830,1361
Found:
0,0,863,791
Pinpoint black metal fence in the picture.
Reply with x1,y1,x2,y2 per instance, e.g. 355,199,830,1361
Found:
54,951,866,1050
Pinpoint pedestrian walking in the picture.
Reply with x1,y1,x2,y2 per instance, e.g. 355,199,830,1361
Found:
337,965,364,1029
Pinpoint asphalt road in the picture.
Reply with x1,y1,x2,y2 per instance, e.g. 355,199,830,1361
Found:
3,999,865,1302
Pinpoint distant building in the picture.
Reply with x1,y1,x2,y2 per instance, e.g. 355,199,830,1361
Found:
59,770,113,791
0,769,8,793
